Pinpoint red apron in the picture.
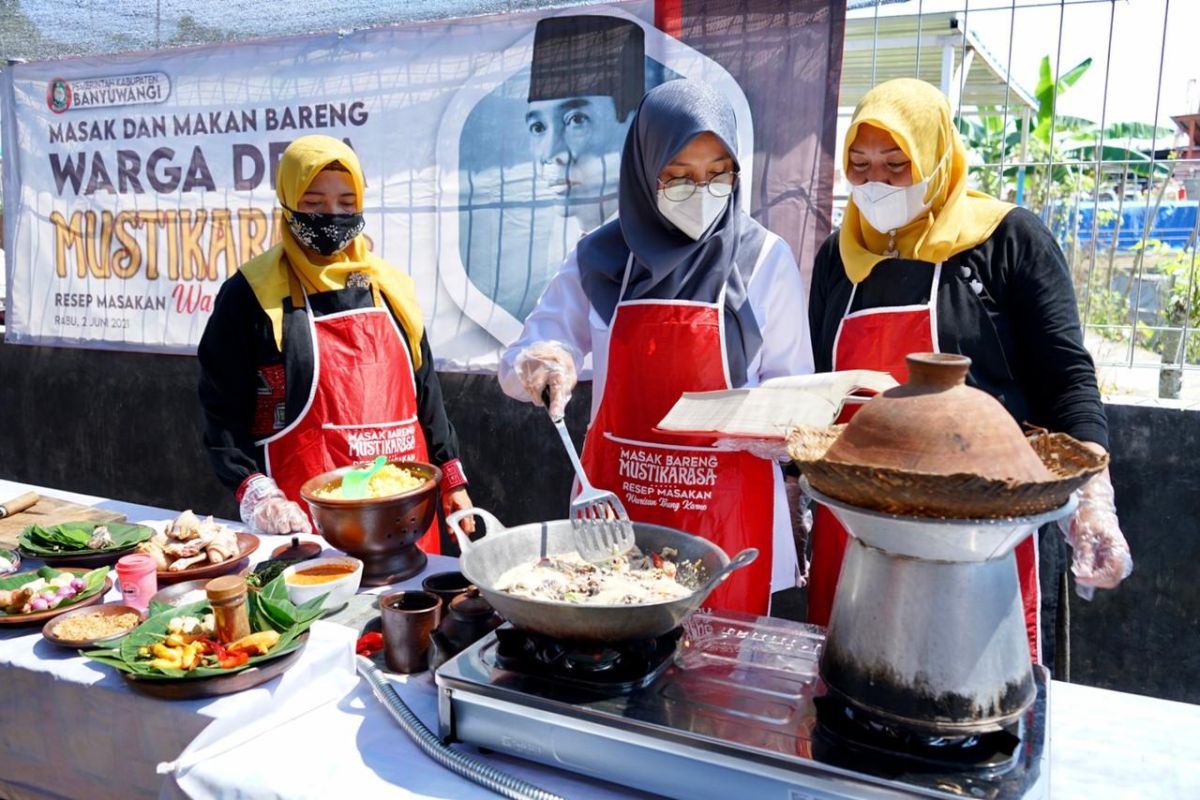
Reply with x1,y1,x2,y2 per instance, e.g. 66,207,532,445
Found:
579,257,776,614
807,262,1040,660
257,276,439,554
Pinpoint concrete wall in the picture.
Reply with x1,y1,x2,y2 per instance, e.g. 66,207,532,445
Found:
1,341,1197,702
1067,400,1200,703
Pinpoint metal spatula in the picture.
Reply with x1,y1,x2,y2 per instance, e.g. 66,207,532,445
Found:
542,388,635,562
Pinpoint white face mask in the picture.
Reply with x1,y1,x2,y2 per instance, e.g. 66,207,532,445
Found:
657,190,729,240
850,152,948,233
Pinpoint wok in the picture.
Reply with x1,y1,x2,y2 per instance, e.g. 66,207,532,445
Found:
446,507,757,643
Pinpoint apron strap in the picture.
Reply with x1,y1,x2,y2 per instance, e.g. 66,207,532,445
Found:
617,253,636,302
285,261,307,311
927,261,943,354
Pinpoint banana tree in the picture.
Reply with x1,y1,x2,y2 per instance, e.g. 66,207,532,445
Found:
956,55,1094,212
958,56,1171,212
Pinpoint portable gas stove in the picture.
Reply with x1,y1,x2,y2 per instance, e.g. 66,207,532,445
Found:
436,610,1048,799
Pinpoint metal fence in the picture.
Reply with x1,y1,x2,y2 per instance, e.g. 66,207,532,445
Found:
3,0,1195,396
847,0,1198,400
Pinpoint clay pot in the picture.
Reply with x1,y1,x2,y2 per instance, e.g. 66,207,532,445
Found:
428,587,503,671
826,353,1052,482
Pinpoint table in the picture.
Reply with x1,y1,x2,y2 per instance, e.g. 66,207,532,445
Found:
1,479,1198,800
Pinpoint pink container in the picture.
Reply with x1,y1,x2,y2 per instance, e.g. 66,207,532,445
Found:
116,554,158,611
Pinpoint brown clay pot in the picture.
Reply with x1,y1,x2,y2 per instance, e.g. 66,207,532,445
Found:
826,353,1053,482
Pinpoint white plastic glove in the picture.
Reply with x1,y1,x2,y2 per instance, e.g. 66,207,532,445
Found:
239,475,312,535
712,437,791,463
1058,471,1132,600
514,341,578,421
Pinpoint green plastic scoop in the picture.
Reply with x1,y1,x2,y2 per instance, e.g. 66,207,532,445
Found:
341,456,387,500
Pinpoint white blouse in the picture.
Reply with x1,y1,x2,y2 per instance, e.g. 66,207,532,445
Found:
499,233,815,415
497,233,815,595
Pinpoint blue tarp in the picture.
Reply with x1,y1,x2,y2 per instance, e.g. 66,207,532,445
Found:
1056,201,1199,251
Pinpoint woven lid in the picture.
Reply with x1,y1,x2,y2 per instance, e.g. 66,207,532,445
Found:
205,575,247,603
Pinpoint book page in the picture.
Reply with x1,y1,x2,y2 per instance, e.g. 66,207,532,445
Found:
656,370,898,439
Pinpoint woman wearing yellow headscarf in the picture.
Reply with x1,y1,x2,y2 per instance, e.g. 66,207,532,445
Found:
199,135,474,554
805,79,1131,666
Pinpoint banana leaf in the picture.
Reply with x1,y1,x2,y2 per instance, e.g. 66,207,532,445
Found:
19,521,153,556
82,573,326,679
0,566,109,616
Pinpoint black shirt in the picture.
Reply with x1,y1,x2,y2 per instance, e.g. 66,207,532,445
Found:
808,208,1108,449
197,271,462,493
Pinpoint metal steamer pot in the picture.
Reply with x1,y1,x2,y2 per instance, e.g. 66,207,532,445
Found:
446,507,757,642
806,480,1078,736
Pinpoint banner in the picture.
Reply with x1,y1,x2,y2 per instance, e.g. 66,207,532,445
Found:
1,1,841,370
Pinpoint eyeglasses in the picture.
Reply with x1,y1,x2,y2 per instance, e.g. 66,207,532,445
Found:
658,171,738,202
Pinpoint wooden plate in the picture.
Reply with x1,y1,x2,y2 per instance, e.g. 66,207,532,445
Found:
121,634,307,699
20,542,142,569
0,568,114,627
17,522,155,568
156,533,260,585
42,603,143,648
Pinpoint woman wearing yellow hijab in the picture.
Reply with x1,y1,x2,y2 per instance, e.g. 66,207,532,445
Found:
806,79,1131,668
199,135,473,557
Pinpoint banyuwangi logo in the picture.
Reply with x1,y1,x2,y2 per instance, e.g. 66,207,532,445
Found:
46,78,70,113
46,72,170,113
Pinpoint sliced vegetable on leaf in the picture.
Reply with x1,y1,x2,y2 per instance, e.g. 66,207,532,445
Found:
82,573,326,679
19,522,153,556
0,566,109,616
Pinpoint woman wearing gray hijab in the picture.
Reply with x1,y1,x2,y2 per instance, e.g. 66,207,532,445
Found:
499,79,813,613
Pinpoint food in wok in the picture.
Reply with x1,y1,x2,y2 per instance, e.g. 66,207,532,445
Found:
310,464,426,500
495,546,703,605
135,510,241,572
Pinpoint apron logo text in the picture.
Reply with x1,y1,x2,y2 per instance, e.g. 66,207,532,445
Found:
345,426,416,459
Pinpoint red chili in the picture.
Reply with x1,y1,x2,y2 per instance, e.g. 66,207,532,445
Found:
651,552,664,569
356,631,384,656
219,650,249,669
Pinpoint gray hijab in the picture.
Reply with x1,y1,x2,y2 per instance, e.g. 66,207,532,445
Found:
576,79,768,387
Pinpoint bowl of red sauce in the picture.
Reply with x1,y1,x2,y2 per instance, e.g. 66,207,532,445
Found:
282,556,363,611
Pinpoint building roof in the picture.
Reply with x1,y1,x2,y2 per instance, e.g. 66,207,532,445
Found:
841,10,1037,115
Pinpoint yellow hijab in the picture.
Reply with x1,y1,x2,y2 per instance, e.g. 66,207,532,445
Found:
239,135,425,368
839,78,1014,284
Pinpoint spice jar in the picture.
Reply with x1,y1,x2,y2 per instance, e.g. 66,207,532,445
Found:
206,575,251,644
116,554,158,612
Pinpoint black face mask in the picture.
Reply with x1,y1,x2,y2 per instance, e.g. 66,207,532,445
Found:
284,207,365,257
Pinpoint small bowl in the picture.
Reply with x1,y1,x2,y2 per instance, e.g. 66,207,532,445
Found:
42,603,144,648
0,548,20,576
282,556,364,611
422,571,472,606
148,579,212,610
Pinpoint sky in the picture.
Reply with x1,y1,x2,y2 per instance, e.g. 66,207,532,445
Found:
852,0,1200,136
6,1,1195,135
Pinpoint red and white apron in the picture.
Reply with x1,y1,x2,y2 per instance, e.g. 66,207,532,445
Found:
807,262,1040,660
256,273,439,554
579,256,776,614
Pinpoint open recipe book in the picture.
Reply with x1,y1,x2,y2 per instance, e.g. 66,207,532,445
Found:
655,370,898,440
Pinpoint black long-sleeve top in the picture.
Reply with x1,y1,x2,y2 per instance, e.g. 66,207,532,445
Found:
198,271,462,494
808,208,1108,449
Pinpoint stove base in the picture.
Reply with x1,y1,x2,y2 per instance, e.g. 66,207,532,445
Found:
436,612,1049,800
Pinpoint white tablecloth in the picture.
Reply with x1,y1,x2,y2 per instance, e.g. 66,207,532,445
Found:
1,479,1198,800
